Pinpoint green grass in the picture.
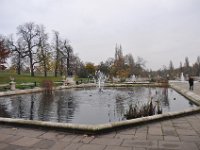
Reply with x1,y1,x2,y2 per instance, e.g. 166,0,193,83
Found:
0,72,62,84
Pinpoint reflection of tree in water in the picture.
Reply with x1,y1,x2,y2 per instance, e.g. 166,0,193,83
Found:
11,96,28,119
115,94,125,119
37,90,77,123
38,92,54,121
154,88,169,109
115,87,145,119
0,95,38,120
160,88,169,107
56,90,77,123
29,95,36,120
0,105,10,118
0,99,11,118
15,96,23,118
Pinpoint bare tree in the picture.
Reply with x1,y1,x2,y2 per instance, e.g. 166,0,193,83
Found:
52,31,74,77
7,36,26,75
184,56,190,75
184,57,190,68
53,31,63,77
64,40,73,76
196,56,200,76
17,22,40,76
69,54,82,76
179,62,183,72
113,44,126,78
0,35,10,70
37,25,51,77
114,44,124,69
169,60,174,70
134,56,146,76
193,56,200,76
124,53,135,76
168,60,174,79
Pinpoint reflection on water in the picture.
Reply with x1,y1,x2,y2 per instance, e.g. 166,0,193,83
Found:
0,87,197,124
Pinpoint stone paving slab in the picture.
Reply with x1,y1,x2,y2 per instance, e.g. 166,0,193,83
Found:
105,145,132,150
48,141,70,150
0,82,199,149
91,137,123,146
10,137,42,147
78,144,106,150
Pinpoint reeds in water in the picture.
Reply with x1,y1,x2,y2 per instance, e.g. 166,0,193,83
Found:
124,99,162,119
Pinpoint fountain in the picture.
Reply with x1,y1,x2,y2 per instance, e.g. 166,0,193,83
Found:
180,72,184,81
95,70,105,92
131,74,136,82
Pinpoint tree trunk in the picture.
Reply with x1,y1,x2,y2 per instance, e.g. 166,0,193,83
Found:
54,39,59,77
44,70,47,77
60,59,64,76
67,51,70,76
54,70,57,77
44,60,47,77
17,53,21,75
17,62,21,75
17,66,21,75
30,64,34,76
29,52,34,77
54,61,58,77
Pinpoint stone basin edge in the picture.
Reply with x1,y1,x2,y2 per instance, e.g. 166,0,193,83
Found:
0,107,199,134
0,82,165,97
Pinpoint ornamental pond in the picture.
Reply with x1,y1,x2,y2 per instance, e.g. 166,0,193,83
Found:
0,87,197,125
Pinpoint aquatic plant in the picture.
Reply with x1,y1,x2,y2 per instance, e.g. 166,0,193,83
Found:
124,99,162,119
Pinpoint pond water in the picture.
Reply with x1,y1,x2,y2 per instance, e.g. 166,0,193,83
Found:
0,87,197,124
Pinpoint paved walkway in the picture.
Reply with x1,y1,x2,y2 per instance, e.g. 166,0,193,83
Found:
0,82,200,150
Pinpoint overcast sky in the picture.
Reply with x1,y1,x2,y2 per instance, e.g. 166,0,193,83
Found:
0,0,200,70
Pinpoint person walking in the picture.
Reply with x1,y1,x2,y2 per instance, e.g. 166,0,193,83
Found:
189,76,194,90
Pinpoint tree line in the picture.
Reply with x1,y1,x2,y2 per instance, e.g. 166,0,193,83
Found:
0,22,147,80
152,56,200,80
0,22,82,77
0,22,200,80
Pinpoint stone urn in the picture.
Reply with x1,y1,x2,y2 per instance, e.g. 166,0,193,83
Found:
9,77,16,91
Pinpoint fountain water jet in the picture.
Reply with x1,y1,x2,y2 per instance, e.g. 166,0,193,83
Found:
95,70,105,92
180,72,184,81
131,74,136,82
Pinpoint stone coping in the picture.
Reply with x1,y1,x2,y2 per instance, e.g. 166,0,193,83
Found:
0,82,163,97
0,107,199,134
170,83,200,106
0,82,200,134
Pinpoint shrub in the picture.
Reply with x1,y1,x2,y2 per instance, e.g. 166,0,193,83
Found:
41,80,53,94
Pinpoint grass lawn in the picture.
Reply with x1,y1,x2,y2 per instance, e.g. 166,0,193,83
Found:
0,72,91,91
0,72,63,84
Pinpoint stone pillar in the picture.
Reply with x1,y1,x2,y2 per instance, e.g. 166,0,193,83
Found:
10,81,16,91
